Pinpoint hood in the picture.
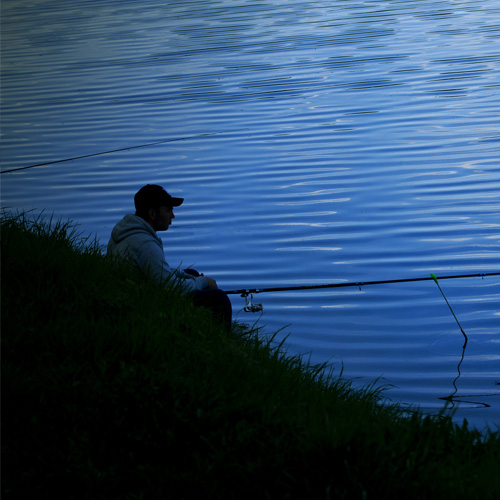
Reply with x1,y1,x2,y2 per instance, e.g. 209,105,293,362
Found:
109,213,159,245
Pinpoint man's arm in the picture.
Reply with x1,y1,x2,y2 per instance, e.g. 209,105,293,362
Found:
137,240,209,292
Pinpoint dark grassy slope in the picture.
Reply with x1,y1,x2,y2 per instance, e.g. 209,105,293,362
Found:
2,213,499,499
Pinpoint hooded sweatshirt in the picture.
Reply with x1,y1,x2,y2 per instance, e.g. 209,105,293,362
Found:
107,214,208,293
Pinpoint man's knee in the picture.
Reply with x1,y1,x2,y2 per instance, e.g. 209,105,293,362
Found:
193,288,230,309
192,289,232,329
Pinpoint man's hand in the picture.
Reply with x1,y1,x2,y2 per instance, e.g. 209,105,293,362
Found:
202,274,218,289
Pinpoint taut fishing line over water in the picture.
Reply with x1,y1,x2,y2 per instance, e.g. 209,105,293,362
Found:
0,129,249,175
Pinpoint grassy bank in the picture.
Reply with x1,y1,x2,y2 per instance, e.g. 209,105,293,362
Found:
2,212,499,499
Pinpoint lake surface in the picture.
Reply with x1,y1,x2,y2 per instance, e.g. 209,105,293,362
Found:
2,0,499,432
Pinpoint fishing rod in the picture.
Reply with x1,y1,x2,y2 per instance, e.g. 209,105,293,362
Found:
0,129,249,175
226,272,500,296
227,272,500,312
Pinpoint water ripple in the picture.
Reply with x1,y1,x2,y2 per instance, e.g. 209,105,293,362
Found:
2,0,499,431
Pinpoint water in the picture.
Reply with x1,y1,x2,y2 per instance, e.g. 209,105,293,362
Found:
2,0,499,432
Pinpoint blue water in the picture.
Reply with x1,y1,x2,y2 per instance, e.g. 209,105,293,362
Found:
2,0,499,432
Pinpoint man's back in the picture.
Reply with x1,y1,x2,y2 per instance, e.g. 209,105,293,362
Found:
107,213,208,292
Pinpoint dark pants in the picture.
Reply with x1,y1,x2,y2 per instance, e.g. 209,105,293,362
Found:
184,269,232,330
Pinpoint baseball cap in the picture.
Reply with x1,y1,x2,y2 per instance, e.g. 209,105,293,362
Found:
134,184,184,210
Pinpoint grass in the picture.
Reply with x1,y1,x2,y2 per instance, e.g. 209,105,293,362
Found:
2,211,499,499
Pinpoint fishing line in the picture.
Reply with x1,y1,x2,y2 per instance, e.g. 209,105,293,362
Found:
441,342,466,404
0,129,248,175
431,273,468,347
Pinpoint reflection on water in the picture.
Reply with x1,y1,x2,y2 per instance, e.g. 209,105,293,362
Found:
1,0,499,431
445,341,468,403
441,341,498,411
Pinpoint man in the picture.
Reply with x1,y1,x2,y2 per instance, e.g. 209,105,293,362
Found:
107,184,232,329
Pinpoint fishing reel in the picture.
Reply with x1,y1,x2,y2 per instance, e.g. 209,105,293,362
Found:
241,292,263,313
